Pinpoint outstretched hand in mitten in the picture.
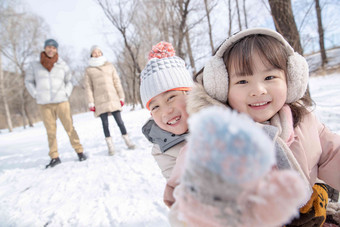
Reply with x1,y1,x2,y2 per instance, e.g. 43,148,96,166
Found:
172,106,309,227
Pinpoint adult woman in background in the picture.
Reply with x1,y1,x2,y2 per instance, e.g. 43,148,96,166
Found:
85,46,135,155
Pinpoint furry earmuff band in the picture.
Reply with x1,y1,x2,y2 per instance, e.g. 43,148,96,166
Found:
202,28,309,104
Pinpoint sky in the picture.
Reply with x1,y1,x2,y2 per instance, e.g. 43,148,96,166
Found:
22,0,115,59
0,50,340,226
20,0,340,63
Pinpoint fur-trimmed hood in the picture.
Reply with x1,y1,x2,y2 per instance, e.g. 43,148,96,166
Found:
186,73,227,116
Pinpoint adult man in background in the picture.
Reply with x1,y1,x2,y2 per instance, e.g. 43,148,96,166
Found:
25,39,86,168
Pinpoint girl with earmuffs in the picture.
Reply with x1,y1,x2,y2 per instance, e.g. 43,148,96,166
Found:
164,28,340,226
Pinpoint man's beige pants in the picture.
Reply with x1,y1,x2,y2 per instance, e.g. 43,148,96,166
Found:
39,101,83,159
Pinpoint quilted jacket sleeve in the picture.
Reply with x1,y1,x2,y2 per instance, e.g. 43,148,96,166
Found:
63,64,73,97
111,65,125,101
84,69,94,104
317,118,340,191
24,63,37,99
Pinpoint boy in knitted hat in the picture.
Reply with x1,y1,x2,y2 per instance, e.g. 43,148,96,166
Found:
141,41,193,180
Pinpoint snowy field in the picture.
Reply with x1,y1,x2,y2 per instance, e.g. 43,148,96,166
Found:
0,107,170,227
0,71,340,226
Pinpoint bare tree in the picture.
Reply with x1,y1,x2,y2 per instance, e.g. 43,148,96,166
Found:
204,0,215,54
235,0,242,30
314,0,327,67
228,0,233,36
172,0,191,59
268,0,313,102
96,0,142,107
0,10,49,127
0,54,13,132
0,3,13,132
96,0,212,107
243,0,248,28
185,31,196,74
165,0,210,73
268,0,303,54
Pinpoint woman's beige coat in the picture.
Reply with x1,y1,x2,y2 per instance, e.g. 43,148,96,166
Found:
85,62,125,117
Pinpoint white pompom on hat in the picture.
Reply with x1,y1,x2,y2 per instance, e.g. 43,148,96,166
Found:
140,41,193,110
202,28,309,104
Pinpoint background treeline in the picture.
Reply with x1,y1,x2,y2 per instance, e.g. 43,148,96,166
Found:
1,0,339,132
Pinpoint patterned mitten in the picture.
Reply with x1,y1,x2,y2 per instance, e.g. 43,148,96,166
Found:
174,106,308,227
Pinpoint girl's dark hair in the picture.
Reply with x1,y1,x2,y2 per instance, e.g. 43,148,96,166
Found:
197,34,314,127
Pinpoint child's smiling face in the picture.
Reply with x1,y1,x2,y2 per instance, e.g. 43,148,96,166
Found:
44,46,57,58
228,52,288,123
149,90,189,135
91,49,103,58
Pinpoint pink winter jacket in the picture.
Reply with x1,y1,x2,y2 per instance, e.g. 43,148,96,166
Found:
164,111,340,207
290,112,340,190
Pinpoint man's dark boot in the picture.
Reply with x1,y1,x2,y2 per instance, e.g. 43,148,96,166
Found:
45,157,61,168
77,152,87,161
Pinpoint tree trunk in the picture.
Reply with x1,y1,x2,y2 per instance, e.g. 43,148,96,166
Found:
204,0,215,54
268,0,303,55
185,31,196,75
21,91,27,129
136,70,143,108
0,54,13,132
243,0,248,28
236,0,242,30
176,0,191,59
268,0,311,101
315,0,327,67
228,0,232,36
132,70,137,109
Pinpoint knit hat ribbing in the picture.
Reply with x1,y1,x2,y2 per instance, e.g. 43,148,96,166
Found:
44,39,58,49
202,28,309,104
140,42,193,109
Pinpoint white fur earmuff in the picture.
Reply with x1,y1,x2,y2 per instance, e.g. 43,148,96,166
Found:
202,28,309,104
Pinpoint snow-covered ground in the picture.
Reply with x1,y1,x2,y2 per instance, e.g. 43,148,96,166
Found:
306,48,340,73
0,72,340,226
309,73,340,134
0,107,170,226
